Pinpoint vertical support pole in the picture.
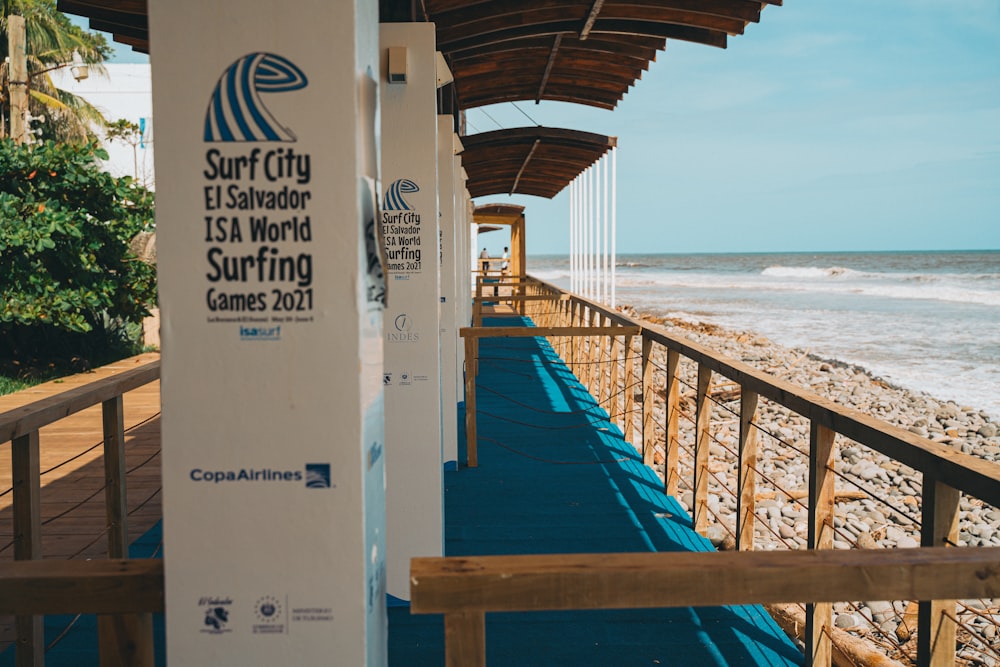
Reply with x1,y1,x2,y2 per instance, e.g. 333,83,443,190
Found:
100,394,154,666
587,309,601,400
806,422,836,667
641,336,654,466
737,390,759,551
623,334,635,444
598,317,610,406
610,147,617,308
693,364,712,534
12,430,43,667
8,16,28,145
464,335,478,468
444,611,485,667
664,349,680,497
98,613,155,667
103,396,129,558
608,334,620,424
917,477,960,667
569,178,577,292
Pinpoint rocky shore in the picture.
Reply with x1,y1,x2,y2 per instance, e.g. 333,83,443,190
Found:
622,307,1000,665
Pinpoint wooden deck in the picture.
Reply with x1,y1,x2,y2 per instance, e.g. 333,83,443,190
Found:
0,353,163,648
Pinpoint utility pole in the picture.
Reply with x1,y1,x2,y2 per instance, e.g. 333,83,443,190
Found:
8,15,28,145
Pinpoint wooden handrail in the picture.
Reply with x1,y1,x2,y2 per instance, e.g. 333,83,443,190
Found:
0,360,161,443
0,559,164,615
1,357,162,666
411,548,1000,667
411,547,1000,613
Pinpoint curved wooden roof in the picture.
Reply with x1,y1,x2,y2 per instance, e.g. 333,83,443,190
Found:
60,1,783,110
427,0,781,110
461,127,615,199
57,0,783,198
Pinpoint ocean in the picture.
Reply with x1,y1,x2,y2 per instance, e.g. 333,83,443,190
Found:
527,251,1000,418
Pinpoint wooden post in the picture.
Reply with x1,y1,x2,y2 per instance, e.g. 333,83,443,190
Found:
587,308,600,395
597,316,609,406
8,16,28,145
693,364,712,534
737,390,759,551
641,337,655,467
608,334,620,424
464,336,478,468
103,396,129,558
12,429,43,667
664,349,680,497
99,396,154,667
473,279,483,327
917,476,960,667
570,301,581,377
806,422,836,667
623,334,635,445
444,611,485,667
97,613,155,667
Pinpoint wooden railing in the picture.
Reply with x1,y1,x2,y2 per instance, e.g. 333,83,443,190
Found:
0,359,164,666
446,276,1000,666
411,548,1000,667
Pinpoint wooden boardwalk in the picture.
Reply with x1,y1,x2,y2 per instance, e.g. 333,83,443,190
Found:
0,353,163,649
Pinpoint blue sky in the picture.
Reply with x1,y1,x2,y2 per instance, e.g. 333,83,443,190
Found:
96,3,1000,255
468,1,1000,255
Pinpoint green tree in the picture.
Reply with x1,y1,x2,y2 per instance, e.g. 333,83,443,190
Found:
0,139,156,371
1,0,110,143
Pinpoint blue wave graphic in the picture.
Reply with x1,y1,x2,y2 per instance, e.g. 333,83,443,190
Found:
382,178,420,211
204,53,307,142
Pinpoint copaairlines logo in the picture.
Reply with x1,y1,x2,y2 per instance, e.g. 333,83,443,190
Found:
204,52,307,142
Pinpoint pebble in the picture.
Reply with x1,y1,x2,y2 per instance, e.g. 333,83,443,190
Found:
623,306,1000,663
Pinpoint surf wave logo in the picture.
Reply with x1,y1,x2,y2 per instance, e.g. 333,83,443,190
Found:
204,52,307,142
382,178,419,211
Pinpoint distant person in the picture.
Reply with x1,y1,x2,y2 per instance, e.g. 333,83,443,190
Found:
501,247,509,273
479,247,489,272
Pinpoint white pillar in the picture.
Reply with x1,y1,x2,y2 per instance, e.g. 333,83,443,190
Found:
150,0,386,663
380,23,442,601
611,148,617,308
454,148,468,400
437,116,459,467
602,154,609,305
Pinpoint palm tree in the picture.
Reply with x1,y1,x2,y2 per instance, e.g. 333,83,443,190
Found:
1,0,110,143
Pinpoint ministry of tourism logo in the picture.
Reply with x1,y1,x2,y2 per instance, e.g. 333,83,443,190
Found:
205,52,307,142
382,178,419,211
253,595,285,634
394,313,412,332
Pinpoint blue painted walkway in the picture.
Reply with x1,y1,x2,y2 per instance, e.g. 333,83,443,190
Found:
2,314,802,666
388,316,803,666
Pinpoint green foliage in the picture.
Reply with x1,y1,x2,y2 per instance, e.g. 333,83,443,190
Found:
0,139,156,373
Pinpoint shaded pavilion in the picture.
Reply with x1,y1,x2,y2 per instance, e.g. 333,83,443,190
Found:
58,0,783,199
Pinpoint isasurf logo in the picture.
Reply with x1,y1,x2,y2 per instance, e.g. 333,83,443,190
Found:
240,325,280,341
382,178,419,211
205,53,307,142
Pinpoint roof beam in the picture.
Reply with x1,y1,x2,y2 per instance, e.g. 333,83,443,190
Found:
536,34,563,103
511,139,542,194
579,0,605,40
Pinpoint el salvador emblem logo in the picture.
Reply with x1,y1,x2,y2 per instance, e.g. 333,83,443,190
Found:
204,52,307,142
382,178,419,211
